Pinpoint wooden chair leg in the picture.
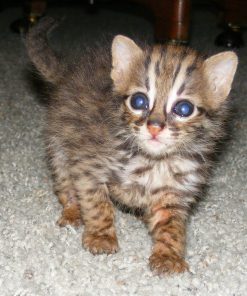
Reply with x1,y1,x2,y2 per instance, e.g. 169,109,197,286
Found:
132,0,191,43
151,0,191,43
26,0,47,24
10,0,47,34
215,0,247,48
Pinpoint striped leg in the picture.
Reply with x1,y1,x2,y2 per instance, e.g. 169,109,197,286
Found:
77,184,119,255
50,148,82,227
147,195,189,274
57,189,82,227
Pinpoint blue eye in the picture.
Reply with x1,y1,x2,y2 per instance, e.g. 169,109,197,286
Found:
173,100,194,117
130,93,149,110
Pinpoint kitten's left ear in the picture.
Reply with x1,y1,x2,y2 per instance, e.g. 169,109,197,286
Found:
203,51,238,108
111,35,142,89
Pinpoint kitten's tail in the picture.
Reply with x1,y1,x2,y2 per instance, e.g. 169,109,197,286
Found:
25,17,63,84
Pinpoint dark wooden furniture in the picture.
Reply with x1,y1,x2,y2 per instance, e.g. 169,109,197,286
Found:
134,0,191,43
11,0,191,44
219,0,247,26
215,0,247,47
10,0,47,34
10,0,247,47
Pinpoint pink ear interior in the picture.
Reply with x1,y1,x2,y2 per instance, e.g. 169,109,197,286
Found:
203,51,238,107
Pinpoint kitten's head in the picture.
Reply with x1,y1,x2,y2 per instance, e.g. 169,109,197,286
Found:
111,35,238,157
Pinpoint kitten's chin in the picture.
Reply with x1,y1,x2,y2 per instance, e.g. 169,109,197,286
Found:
140,139,171,157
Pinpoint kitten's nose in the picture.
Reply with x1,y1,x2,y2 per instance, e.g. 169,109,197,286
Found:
147,119,165,137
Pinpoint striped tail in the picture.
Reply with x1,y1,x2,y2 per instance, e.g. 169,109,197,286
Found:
25,17,63,84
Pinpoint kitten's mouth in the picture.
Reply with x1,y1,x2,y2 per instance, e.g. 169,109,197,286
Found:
138,135,174,157
148,137,162,145
142,137,167,156
146,138,165,152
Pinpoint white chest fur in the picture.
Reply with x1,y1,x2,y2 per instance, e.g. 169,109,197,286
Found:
119,154,202,193
110,154,203,208
120,155,171,192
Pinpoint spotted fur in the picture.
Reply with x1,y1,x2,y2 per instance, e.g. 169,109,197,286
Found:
26,17,238,275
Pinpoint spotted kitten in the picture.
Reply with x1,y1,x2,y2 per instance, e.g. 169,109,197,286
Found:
26,17,238,275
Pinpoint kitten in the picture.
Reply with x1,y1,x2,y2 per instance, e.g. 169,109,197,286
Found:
26,17,238,275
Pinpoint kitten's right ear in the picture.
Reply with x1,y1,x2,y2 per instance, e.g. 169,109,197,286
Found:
111,35,142,89
203,51,238,108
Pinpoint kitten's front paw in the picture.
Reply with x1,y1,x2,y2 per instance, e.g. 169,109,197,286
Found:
149,251,188,275
83,233,119,255
56,204,82,227
57,191,82,227
57,215,82,227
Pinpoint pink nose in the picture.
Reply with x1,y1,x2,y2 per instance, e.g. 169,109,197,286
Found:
147,124,163,137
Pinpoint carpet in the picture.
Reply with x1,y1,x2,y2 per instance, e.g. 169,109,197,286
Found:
0,4,246,296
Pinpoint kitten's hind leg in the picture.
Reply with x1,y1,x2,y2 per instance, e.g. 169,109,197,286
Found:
76,183,119,255
49,145,82,227
57,189,82,227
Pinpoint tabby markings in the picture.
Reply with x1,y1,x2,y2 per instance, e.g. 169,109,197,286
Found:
147,55,157,110
166,60,188,114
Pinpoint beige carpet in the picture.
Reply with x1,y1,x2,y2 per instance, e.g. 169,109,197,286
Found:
0,4,246,296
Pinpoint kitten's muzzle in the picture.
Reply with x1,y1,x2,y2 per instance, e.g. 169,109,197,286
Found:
147,119,165,138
